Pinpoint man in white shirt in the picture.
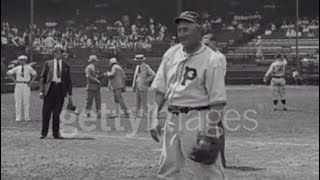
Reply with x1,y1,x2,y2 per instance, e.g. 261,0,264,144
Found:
7,55,37,121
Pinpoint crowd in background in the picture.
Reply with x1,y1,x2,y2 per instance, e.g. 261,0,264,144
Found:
201,11,262,35
279,17,319,38
1,14,168,54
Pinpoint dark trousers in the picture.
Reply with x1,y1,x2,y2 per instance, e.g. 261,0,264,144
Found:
85,89,101,112
41,83,64,137
218,119,226,167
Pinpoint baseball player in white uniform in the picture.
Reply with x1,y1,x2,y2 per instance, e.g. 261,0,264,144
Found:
7,55,37,121
151,11,228,180
264,54,288,111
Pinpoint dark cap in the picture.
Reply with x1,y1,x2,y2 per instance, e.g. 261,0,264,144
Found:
174,11,201,25
276,54,282,59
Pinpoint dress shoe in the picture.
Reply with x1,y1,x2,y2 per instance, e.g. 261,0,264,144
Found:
40,136,46,139
53,136,65,139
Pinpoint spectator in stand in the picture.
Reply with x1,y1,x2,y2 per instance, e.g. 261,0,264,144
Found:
1,32,8,46
292,67,304,85
308,30,316,37
256,36,263,60
286,28,296,38
45,34,55,48
271,23,277,31
265,28,272,35
170,36,177,47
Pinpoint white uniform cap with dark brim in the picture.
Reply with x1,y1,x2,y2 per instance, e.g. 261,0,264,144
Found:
110,58,118,64
174,11,201,25
18,55,28,61
88,55,99,62
134,54,146,61
53,44,64,52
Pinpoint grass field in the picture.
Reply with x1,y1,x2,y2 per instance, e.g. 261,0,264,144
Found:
1,86,319,180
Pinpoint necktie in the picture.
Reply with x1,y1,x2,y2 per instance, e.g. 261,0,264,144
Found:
21,66,24,78
138,65,141,74
57,60,61,79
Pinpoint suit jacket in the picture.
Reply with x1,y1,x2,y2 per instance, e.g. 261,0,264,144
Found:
107,64,126,90
85,64,100,91
132,63,155,91
39,59,72,97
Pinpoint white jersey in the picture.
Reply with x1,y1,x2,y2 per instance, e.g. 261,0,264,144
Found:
151,44,227,107
265,59,288,77
7,65,37,82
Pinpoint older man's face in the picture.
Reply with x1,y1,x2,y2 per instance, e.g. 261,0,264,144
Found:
53,50,63,60
19,59,27,65
177,20,201,48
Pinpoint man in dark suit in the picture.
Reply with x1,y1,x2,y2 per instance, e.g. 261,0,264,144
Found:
39,44,73,139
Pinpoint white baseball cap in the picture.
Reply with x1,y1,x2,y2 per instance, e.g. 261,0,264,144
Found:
110,58,118,64
53,44,65,52
88,55,99,62
18,55,28,61
133,54,146,61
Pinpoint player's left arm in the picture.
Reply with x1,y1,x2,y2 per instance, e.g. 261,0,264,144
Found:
205,56,227,108
264,64,273,82
28,66,38,87
145,64,156,83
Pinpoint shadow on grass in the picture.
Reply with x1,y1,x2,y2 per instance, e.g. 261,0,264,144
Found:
47,137,96,140
226,165,266,171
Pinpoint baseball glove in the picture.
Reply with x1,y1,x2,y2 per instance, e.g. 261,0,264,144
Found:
263,76,271,85
189,132,223,165
67,102,79,114
150,124,162,143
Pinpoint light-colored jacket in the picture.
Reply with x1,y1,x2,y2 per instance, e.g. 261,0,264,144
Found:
85,64,100,91
132,62,155,91
107,63,126,90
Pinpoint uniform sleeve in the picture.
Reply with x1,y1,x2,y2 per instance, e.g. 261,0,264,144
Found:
28,66,37,76
265,63,274,77
205,55,227,106
85,66,91,78
151,56,167,95
7,66,18,75
107,65,117,77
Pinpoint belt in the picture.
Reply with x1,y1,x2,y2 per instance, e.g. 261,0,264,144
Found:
168,105,211,115
16,81,28,84
272,76,284,78
52,82,61,85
